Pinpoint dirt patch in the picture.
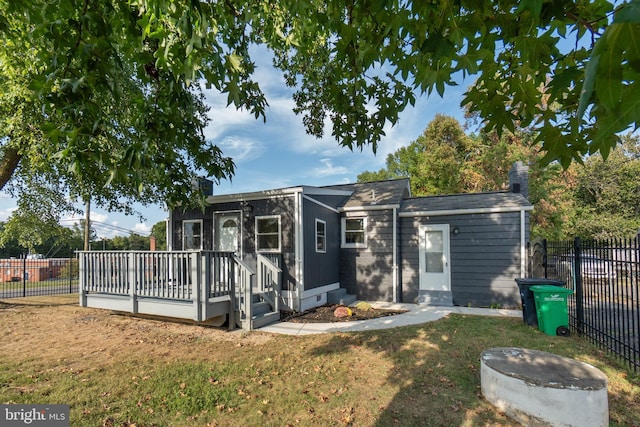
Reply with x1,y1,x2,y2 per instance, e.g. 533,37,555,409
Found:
0,295,275,371
282,303,408,323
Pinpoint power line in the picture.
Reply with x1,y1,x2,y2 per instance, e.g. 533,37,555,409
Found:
60,218,151,237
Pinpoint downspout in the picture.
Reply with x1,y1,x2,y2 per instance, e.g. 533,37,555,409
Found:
520,209,526,277
392,207,398,303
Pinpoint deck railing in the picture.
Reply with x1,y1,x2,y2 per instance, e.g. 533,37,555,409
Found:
79,251,281,330
80,251,238,297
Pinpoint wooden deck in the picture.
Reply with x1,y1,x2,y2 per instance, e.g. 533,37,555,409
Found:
78,251,282,330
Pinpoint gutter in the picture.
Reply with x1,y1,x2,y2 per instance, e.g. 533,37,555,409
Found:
398,205,534,217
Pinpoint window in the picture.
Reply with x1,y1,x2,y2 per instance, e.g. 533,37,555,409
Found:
342,217,367,248
182,220,203,250
315,219,326,253
256,215,281,252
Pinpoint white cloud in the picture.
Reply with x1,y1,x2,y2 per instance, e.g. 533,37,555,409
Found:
0,205,16,222
133,222,151,234
218,136,265,163
310,158,351,178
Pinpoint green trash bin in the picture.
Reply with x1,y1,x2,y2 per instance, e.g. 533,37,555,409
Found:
530,285,573,336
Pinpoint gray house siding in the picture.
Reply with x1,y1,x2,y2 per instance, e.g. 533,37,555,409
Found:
401,212,525,307
340,209,396,302
239,196,297,292
171,207,216,250
172,196,299,292
302,197,341,290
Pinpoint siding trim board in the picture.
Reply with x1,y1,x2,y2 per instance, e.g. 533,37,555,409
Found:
294,190,303,311
341,204,401,212
399,205,533,217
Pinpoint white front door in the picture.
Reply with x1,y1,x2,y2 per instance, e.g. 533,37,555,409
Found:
214,212,241,254
419,224,451,292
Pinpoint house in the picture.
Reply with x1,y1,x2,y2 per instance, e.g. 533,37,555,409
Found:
167,162,533,312
1,258,70,282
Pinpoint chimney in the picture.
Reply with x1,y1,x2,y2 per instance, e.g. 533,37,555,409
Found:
509,161,529,199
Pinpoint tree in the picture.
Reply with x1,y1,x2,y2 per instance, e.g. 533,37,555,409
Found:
358,115,574,239
359,115,527,196
569,134,640,239
151,221,167,251
0,220,84,258
1,0,638,218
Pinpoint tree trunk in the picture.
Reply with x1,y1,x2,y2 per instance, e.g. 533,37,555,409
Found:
0,146,22,191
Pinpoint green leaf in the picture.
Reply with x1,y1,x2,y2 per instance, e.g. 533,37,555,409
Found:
614,0,640,23
578,53,600,119
620,82,640,127
516,0,543,20
227,53,243,72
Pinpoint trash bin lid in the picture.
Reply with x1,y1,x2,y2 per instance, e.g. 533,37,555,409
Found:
515,278,566,286
530,285,573,294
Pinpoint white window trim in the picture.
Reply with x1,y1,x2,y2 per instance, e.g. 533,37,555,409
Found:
182,219,203,250
341,216,367,248
315,219,327,253
255,215,281,253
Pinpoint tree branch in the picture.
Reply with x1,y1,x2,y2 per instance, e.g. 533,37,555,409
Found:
0,146,23,191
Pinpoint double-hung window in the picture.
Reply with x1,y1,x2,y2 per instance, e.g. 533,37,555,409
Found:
341,217,367,248
315,219,326,253
256,215,281,252
183,220,203,250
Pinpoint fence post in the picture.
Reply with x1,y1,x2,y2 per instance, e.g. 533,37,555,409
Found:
22,255,27,297
69,252,74,294
574,237,584,334
542,239,548,278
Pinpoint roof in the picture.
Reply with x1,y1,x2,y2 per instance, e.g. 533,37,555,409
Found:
400,191,533,215
322,179,411,209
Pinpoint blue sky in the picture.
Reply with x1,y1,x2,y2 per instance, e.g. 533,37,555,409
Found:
0,51,470,239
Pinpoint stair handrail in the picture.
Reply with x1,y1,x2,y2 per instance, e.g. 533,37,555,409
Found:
233,255,255,330
256,254,282,313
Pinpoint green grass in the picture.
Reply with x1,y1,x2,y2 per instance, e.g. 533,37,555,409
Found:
0,278,78,291
1,296,638,426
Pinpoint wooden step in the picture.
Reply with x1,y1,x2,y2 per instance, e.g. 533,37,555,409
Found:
251,311,280,329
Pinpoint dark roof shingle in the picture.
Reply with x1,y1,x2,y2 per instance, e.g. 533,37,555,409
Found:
322,179,411,208
401,191,532,212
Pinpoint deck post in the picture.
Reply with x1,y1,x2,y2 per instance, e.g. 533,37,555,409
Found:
198,252,206,322
228,256,236,331
128,252,138,314
192,252,201,321
79,252,87,307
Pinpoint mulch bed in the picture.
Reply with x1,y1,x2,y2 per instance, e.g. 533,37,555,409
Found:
281,304,408,323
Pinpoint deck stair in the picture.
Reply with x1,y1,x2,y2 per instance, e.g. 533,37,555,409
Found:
245,295,281,329
233,254,283,330
327,288,357,306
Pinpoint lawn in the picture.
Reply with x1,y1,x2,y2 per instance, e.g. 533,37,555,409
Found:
1,295,638,426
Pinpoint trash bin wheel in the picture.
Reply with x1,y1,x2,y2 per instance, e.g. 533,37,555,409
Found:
556,326,570,337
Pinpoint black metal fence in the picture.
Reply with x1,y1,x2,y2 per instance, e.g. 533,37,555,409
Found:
530,237,640,372
0,256,79,299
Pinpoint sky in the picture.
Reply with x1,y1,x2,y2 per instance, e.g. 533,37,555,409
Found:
0,50,470,240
